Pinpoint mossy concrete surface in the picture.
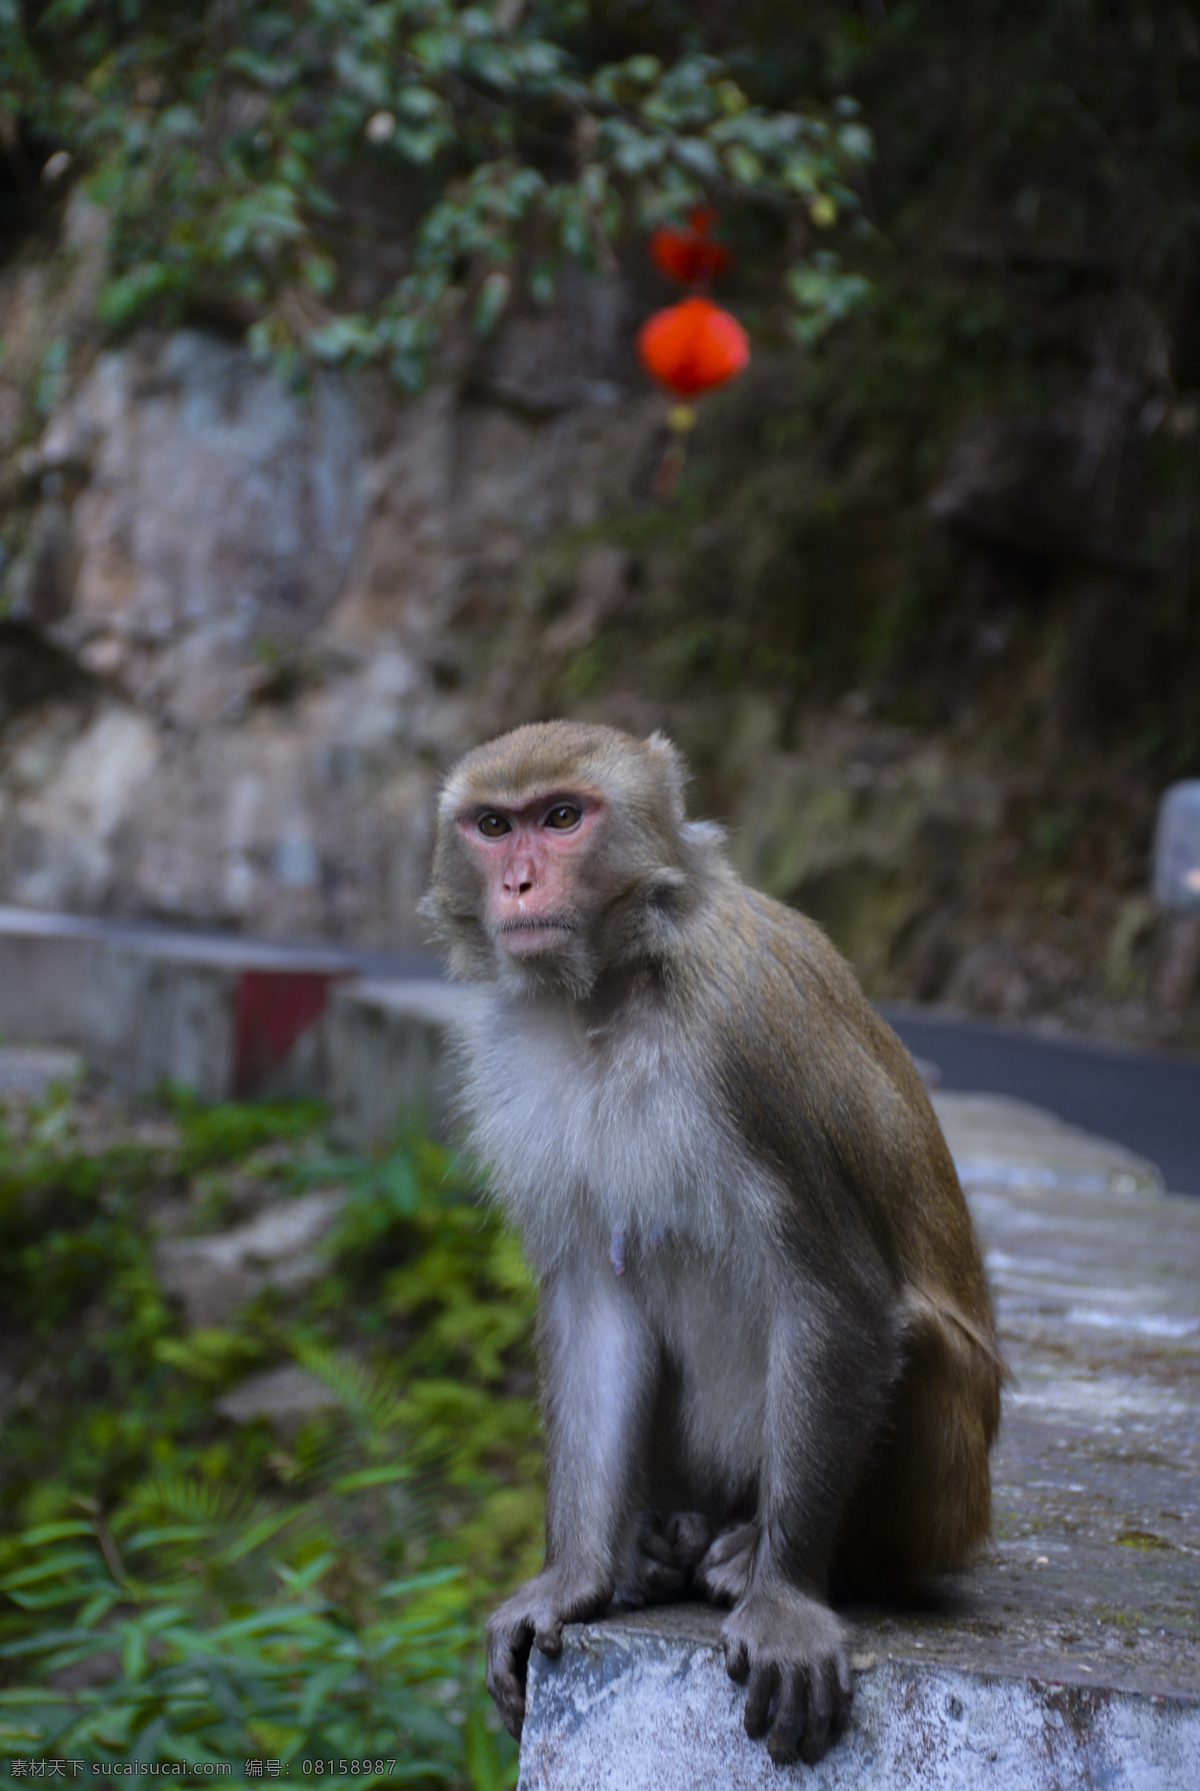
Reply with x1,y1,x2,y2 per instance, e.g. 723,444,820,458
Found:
519,1096,1200,1788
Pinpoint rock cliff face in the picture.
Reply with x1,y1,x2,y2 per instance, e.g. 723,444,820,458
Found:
0,202,1196,1048
0,284,658,945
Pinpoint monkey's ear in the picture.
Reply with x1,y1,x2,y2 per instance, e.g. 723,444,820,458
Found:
640,865,697,937
647,866,689,903
644,732,688,822
682,819,726,851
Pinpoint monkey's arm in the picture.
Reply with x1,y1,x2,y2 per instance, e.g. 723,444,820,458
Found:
485,1261,658,1739
719,1267,896,1766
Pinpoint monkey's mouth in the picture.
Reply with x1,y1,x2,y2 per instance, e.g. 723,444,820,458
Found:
497,917,574,954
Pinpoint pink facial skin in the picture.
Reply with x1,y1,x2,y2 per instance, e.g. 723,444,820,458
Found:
456,793,603,956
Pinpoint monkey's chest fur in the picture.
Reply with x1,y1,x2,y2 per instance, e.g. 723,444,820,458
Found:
462,989,777,1267
461,991,781,1499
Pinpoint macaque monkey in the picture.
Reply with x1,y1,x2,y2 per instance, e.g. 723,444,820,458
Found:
422,721,1002,1767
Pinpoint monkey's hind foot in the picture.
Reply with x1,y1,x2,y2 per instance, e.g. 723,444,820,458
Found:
612,1509,712,1607
695,1520,758,1608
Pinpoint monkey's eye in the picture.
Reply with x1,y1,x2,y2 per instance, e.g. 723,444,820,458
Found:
544,804,582,830
477,813,511,838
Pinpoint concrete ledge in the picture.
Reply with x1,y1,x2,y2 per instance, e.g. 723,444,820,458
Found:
518,1096,1200,1787
0,904,461,1112
0,905,355,1100
3,908,1197,1782
0,905,99,1047
523,1609,1199,1790
81,932,353,1100
327,978,480,1145
930,1090,1164,1195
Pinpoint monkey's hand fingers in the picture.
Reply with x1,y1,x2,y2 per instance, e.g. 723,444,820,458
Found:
486,1569,614,1736
484,1604,535,1740
721,1585,853,1766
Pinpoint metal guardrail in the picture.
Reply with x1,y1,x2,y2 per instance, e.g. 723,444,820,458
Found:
1154,779,1200,911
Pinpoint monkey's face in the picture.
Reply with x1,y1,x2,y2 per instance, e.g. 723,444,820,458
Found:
423,722,697,992
455,789,604,974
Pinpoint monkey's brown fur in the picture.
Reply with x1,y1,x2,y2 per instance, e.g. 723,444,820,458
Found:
423,721,1002,1766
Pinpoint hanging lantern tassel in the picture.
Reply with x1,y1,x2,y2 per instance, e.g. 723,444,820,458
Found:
655,403,697,500
636,297,750,499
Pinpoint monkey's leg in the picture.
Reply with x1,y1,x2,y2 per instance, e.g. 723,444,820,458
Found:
722,1280,896,1767
833,1302,1001,1595
485,1262,658,1739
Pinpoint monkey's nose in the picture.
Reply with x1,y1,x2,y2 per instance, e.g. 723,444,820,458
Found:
503,860,536,895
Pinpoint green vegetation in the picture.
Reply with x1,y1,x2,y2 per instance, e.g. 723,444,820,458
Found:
1,0,872,387
520,1,1200,781
0,1084,540,1786
5,2,1198,772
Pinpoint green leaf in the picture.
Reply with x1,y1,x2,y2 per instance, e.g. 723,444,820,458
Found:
15,1522,95,1547
673,136,721,180
97,263,178,332
0,1548,100,1591
217,1508,300,1566
474,270,511,337
330,1464,412,1494
838,122,873,161
723,143,762,185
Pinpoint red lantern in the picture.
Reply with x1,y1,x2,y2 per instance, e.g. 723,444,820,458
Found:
649,207,732,286
638,211,749,498
636,296,750,399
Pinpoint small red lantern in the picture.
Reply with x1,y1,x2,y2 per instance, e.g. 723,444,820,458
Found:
636,296,750,400
638,210,749,498
649,207,732,286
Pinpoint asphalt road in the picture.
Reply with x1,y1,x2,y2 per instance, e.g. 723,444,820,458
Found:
879,1004,1200,1198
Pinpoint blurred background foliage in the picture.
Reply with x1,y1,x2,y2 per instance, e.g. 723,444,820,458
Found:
5,0,1194,774
522,0,1200,774
0,1084,538,1785
0,0,873,384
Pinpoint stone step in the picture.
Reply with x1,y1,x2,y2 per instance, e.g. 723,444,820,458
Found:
0,1045,84,1101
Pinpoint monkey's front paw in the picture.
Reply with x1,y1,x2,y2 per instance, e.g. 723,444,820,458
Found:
722,1585,853,1766
485,1570,613,1739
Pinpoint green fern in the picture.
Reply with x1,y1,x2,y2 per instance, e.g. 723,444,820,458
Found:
0,1088,529,1788
292,1338,405,1438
